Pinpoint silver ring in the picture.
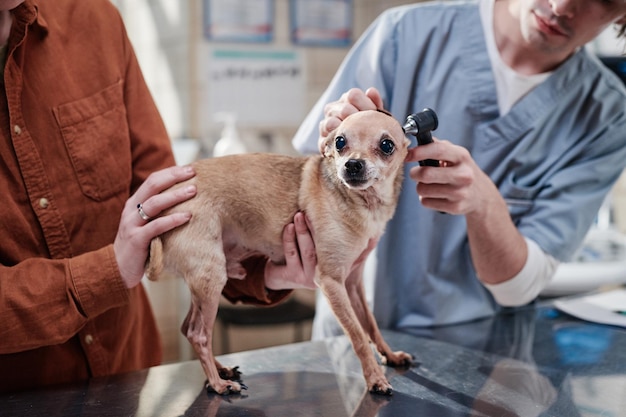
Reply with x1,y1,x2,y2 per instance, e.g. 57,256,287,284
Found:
137,203,151,221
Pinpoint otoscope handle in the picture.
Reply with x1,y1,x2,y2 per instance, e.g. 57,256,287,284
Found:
403,108,439,167
416,131,439,167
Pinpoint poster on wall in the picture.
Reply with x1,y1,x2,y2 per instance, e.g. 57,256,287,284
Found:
290,0,352,47
204,0,273,43
206,48,306,127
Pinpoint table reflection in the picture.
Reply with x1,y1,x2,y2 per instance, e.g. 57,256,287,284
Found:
2,304,625,416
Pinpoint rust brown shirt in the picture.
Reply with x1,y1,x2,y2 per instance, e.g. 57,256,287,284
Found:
0,0,291,393
0,0,172,392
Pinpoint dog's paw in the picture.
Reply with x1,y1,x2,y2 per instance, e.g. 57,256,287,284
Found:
383,350,415,368
205,378,248,396
218,365,243,381
367,371,393,396
369,382,393,396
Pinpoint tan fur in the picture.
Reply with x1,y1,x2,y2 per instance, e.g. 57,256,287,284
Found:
147,110,413,395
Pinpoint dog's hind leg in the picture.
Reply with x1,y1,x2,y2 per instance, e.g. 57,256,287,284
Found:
182,270,245,395
319,277,393,395
181,303,243,387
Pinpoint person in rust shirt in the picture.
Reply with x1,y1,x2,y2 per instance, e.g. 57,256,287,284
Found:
0,0,317,392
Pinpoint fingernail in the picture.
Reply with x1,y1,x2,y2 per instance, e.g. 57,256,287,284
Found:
186,185,196,194
183,165,194,174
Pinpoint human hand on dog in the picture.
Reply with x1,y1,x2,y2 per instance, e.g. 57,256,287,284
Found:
264,212,318,290
114,165,197,289
318,87,384,153
264,212,379,291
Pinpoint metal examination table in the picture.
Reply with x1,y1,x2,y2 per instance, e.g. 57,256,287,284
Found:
3,301,625,416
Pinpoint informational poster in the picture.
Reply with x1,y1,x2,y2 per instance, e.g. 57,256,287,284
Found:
290,0,352,47
206,48,306,127
204,0,273,43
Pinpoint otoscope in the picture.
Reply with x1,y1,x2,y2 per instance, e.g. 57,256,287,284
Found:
402,108,439,167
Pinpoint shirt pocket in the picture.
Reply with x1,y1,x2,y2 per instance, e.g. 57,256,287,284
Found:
53,80,131,202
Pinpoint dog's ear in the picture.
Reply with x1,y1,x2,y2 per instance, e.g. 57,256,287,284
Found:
321,129,336,158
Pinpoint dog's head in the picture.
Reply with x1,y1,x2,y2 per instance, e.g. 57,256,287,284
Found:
322,109,410,191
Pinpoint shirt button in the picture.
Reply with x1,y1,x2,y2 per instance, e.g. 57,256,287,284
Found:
13,125,22,135
39,198,49,208
85,334,94,345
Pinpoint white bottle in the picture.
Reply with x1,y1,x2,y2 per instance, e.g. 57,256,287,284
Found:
212,112,247,157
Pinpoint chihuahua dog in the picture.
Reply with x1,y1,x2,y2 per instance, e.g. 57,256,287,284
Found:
146,109,413,395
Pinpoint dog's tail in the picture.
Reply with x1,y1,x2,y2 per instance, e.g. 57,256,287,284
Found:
145,237,163,281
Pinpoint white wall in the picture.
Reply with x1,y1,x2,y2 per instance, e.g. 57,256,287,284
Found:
110,0,418,155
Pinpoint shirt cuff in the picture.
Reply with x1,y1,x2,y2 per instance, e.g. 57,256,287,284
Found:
483,237,559,306
68,244,129,318
222,256,293,306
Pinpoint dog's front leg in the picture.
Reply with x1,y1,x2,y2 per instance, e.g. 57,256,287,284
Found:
318,276,393,395
345,269,413,368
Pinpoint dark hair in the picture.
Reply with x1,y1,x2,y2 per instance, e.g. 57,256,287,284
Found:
620,23,626,39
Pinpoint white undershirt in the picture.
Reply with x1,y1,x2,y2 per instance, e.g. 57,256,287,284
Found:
479,0,560,306
481,0,551,114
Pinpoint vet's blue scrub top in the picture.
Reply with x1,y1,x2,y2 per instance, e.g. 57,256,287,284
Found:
293,0,626,330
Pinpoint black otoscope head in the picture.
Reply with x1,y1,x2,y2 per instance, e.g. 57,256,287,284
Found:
402,108,439,167
402,108,438,137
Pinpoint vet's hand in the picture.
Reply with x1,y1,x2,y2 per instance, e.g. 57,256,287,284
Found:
408,138,528,284
264,212,318,290
406,138,499,215
114,165,197,288
318,87,385,153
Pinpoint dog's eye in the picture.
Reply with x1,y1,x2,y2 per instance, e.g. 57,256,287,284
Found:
335,136,347,151
380,139,395,155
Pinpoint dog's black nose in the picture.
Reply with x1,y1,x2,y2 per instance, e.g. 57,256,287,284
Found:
345,159,365,175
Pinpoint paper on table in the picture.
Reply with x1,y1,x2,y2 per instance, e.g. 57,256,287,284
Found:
554,288,626,328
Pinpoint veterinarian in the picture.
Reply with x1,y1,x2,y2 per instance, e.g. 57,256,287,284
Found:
292,0,626,339
0,0,313,392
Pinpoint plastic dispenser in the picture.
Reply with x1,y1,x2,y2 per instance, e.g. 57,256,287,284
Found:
212,112,247,157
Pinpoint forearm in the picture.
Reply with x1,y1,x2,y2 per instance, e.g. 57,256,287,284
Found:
484,237,560,306
466,185,527,285
0,245,129,353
